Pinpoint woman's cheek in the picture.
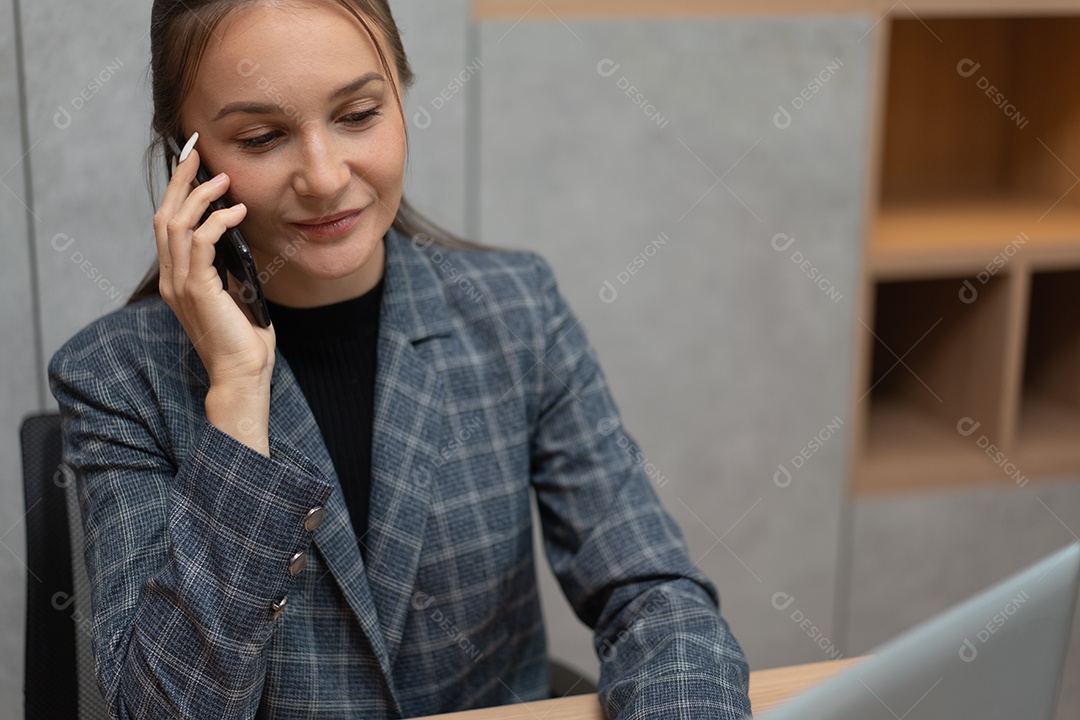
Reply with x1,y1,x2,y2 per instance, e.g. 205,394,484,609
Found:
232,194,284,257
230,178,278,229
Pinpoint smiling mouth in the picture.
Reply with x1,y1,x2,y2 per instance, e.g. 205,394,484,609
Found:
289,209,363,238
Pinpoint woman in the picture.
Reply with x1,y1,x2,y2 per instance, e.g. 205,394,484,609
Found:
48,0,753,718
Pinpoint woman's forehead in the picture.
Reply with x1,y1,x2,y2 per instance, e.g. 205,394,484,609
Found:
188,1,393,108
212,1,384,63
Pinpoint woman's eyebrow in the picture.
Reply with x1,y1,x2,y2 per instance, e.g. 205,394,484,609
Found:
213,101,280,120
212,72,386,121
329,72,385,101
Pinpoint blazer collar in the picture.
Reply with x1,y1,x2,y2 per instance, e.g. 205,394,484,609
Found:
267,225,454,711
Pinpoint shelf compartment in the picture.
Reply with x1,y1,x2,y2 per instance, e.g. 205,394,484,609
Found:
1015,269,1080,476
880,16,1080,210
854,275,1013,493
856,399,1025,495
850,12,1080,495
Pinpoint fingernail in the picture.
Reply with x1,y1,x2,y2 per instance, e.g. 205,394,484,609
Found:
231,202,246,211
178,131,199,163
212,172,227,182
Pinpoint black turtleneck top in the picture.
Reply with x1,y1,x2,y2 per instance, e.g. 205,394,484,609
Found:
265,277,384,560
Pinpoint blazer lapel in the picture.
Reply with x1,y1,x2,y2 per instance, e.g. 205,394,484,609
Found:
364,228,455,667
266,351,396,693
265,227,456,701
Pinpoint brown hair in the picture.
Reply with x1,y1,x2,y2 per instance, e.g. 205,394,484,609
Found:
128,0,495,305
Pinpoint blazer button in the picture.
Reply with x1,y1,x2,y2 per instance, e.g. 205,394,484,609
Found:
303,506,326,532
271,596,288,620
288,551,308,576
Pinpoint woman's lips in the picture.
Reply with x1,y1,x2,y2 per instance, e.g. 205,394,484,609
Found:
289,209,362,238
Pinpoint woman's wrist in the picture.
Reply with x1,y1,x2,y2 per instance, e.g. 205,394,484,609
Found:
205,379,272,457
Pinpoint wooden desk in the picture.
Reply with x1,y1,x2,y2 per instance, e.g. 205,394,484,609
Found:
420,656,865,718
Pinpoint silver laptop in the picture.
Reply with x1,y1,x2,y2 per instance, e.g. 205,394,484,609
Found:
761,542,1080,719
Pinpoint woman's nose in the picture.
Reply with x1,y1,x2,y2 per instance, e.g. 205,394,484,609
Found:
291,131,351,200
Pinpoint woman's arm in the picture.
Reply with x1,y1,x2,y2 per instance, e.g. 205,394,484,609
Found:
526,256,753,720
49,329,334,719
43,132,328,719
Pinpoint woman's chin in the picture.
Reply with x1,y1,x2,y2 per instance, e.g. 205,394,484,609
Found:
256,236,379,279
252,235,384,303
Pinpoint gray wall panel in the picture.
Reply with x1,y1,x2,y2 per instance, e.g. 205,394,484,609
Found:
847,480,1080,720
1,0,45,706
25,0,155,361
478,17,872,673
393,0,471,238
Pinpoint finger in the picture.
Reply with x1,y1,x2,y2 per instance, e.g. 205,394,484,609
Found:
154,146,203,286
158,145,201,231
189,203,248,288
168,167,232,281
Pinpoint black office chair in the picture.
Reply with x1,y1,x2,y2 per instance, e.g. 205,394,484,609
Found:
21,412,109,720
548,658,597,698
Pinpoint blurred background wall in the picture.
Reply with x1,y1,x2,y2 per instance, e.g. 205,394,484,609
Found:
3,0,1079,717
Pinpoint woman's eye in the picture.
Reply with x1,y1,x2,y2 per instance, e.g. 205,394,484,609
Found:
236,109,380,150
240,131,282,150
342,108,381,125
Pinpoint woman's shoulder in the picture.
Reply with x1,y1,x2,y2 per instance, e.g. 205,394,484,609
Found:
48,295,186,380
406,233,544,273
398,231,559,312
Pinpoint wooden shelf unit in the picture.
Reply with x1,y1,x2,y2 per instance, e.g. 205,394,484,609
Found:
1015,269,1080,476
851,14,1080,495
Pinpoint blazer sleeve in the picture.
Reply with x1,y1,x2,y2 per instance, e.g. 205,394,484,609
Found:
526,255,753,720
48,327,335,720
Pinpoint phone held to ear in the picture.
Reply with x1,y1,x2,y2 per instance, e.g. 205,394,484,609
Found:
167,133,272,328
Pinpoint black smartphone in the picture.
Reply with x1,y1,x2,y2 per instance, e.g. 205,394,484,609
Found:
167,134,271,328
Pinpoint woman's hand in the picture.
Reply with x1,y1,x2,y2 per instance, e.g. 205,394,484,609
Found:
154,144,275,455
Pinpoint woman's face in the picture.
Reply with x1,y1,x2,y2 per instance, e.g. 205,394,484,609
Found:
180,0,406,306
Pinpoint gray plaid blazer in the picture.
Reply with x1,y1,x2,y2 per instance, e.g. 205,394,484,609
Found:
48,225,752,719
